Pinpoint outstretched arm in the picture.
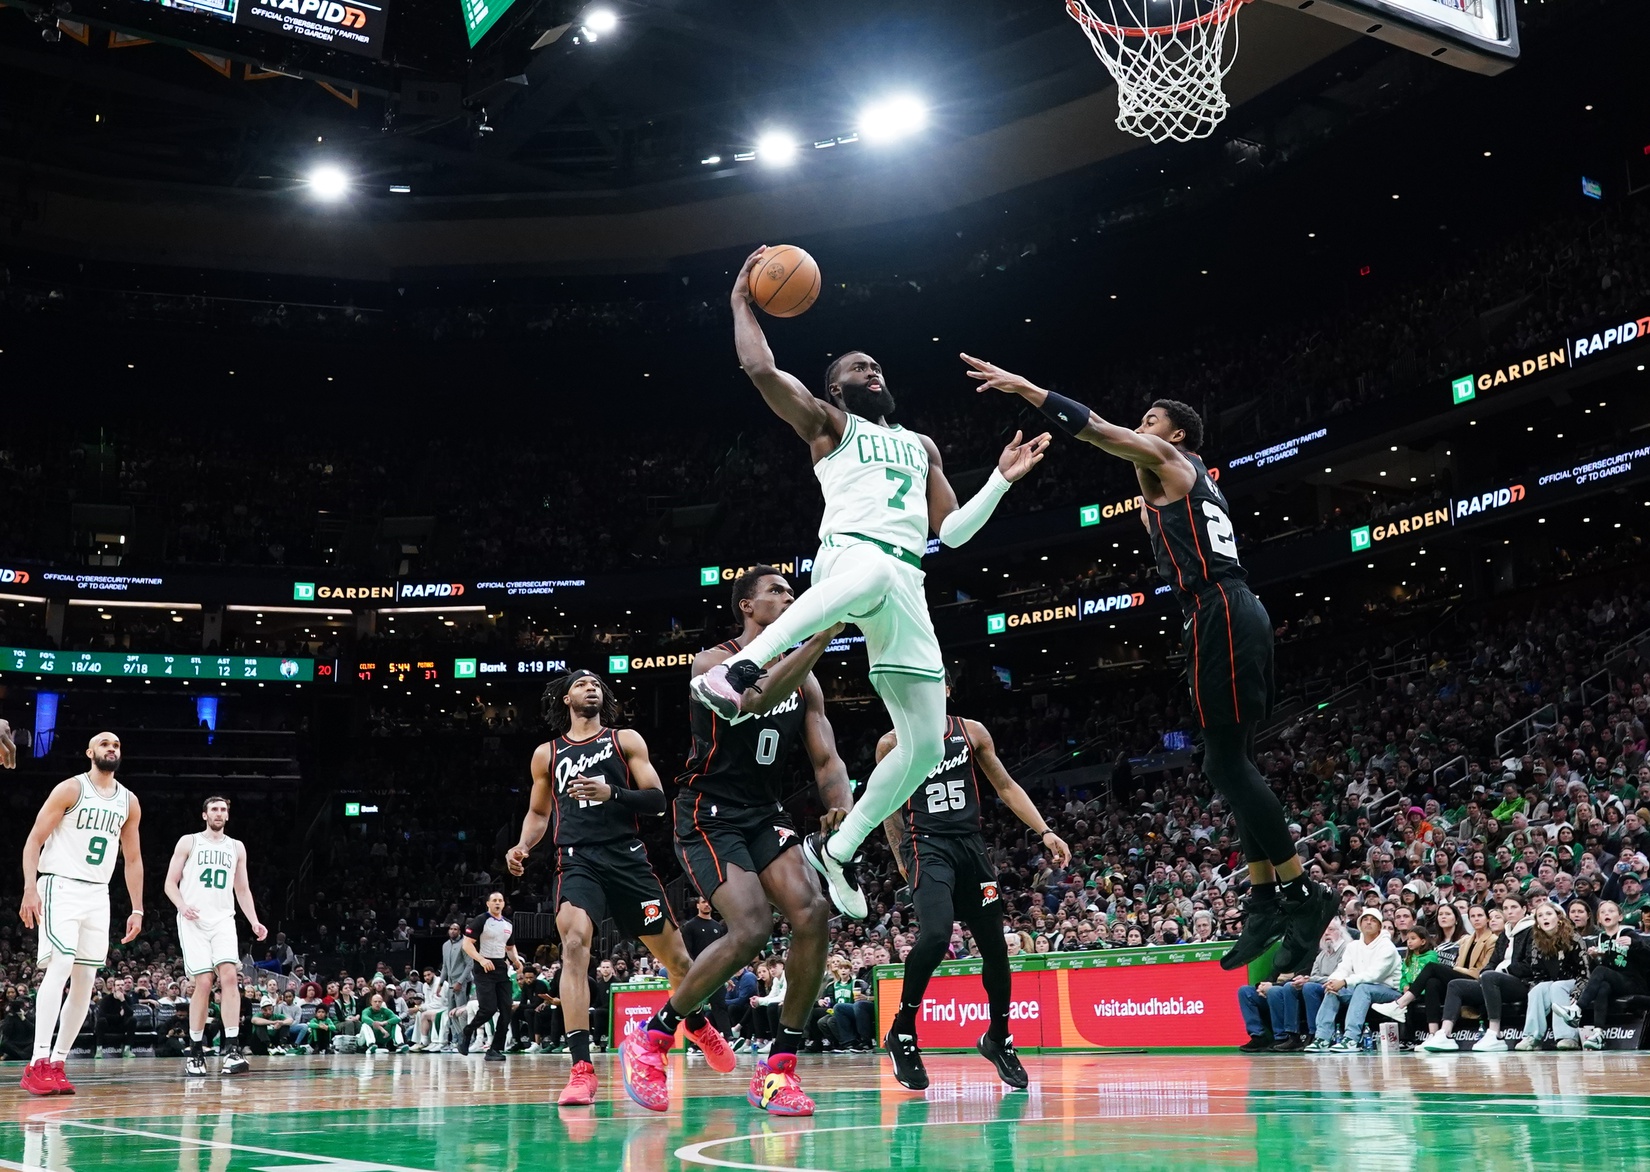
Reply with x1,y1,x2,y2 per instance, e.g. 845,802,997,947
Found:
801,675,852,836
962,353,1191,474
964,719,1071,867
732,247,844,447
923,430,1049,548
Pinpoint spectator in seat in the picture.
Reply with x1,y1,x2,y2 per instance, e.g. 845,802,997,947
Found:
1,999,31,1061
1305,909,1399,1052
306,1004,338,1053
1422,894,1535,1052
358,992,407,1053
95,976,138,1057
249,996,287,1055
751,958,787,1045
1241,919,1347,1053
1374,903,1492,1038
1516,901,1589,1050
1557,900,1650,1050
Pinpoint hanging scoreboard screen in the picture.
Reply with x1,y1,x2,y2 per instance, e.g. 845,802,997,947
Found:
461,0,518,47
133,0,391,59
1,647,314,682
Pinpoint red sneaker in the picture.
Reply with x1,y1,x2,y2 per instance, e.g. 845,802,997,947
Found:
618,1022,671,1112
50,1060,76,1095
19,1059,57,1097
557,1060,599,1107
684,1018,737,1073
747,1054,814,1117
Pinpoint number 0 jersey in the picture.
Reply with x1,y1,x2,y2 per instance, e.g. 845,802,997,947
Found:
548,728,643,847
814,414,931,558
677,641,807,807
178,833,240,924
38,773,130,885
903,715,984,837
1143,452,1248,615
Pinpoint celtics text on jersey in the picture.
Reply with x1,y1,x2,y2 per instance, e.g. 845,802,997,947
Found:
179,834,239,923
38,774,130,885
814,414,931,557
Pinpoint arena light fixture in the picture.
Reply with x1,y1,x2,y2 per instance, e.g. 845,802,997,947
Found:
307,165,349,200
859,94,928,143
756,131,799,166
584,8,618,34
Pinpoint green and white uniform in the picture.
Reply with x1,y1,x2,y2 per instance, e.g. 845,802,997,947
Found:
811,416,945,680
177,832,242,976
36,773,129,968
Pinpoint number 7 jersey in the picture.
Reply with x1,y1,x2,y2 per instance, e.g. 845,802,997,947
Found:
1142,452,1248,612
813,415,931,558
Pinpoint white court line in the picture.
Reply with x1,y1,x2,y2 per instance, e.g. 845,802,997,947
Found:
26,1111,438,1172
673,1109,1650,1172
1,1159,67,1172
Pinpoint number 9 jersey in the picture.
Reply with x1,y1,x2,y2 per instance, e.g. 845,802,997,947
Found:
1142,452,1275,729
38,773,130,885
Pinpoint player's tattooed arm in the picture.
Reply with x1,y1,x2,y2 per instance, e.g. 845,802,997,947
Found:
801,675,851,835
507,743,555,876
732,246,844,452
874,732,911,883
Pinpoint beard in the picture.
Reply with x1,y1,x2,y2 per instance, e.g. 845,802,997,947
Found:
840,383,895,421
573,697,603,720
97,753,121,771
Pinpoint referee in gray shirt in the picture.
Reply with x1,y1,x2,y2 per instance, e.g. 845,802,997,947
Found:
460,892,522,1061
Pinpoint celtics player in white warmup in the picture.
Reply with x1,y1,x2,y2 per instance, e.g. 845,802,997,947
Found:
18,732,144,1096
164,796,266,1076
692,246,1050,919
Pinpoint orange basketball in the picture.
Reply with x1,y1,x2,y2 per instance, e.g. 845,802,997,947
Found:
749,245,821,318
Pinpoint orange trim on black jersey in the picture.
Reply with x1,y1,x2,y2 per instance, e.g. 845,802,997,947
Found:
1214,582,1240,722
691,791,724,885
1188,596,1207,727
547,741,562,845
1146,503,1188,592
1183,495,1211,583
958,717,985,817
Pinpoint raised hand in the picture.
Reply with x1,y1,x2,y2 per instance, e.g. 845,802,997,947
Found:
961,353,1042,398
732,246,770,304
996,430,1052,483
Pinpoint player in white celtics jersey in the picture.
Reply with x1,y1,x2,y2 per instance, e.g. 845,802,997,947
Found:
692,245,1050,920
18,732,144,1097
164,796,266,1076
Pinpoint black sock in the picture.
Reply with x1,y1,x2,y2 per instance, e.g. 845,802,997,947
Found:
1250,881,1278,902
1278,876,1310,901
568,1029,591,1065
684,1010,708,1032
648,1000,686,1037
892,1004,918,1036
770,1026,806,1061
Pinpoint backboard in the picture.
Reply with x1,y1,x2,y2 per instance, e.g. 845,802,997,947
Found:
1263,0,1520,74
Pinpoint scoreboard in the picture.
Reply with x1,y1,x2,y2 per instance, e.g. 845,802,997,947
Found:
134,0,391,59
1,647,312,682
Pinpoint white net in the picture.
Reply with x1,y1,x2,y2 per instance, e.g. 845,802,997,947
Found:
1065,0,1247,144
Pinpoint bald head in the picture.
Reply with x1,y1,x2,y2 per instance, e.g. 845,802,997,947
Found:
86,732,121,775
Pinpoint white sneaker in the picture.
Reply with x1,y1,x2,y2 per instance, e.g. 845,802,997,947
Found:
1472,1034,1508,1053
1514,1036,1540,1051
802,832,868,920
525,1043,542,1054
1419,1033,1458,1052
1553,1001,1581,1026
1371,1001,1407,1022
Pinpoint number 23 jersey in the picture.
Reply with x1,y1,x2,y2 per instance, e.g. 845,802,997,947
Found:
1142,452,1247,612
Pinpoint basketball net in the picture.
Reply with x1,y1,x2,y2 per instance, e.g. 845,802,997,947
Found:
1065,0,1247,144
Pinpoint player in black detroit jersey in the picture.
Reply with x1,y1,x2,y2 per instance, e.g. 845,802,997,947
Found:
506,669,733,1109
963,353,1336,975
623,566,852,1118
877,709,1070,1091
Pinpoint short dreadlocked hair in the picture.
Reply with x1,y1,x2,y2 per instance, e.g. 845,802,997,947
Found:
1150,399,1203,452
541,669,623,738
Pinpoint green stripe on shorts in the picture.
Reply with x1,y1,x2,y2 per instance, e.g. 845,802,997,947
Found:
867,665,947,680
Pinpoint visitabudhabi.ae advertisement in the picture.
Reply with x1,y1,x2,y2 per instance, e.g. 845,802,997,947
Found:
874,949,1249,1050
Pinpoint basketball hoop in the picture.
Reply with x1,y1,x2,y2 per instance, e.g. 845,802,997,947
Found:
1065,0,1248,144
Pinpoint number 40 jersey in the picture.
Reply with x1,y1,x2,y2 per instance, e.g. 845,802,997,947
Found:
179,833,240,923
1142,451,1248,614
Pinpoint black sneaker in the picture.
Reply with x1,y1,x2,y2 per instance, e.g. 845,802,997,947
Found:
884,1029,928,1090
184,1055,207,1077
220,1046,249,1076
1271,1033,1306,1052
485,1050,506,1063
457,1032,471,1056
1219,895,1290,971
1238,1034,1276,1054
802,832,868,919
1274,882,1337,974
977,1033,1028,1090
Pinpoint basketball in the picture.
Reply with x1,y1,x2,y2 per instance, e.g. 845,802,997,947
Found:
749,245,821,318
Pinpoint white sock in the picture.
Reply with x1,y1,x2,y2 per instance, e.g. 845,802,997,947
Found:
50,965,96,1062
32,953,74,1061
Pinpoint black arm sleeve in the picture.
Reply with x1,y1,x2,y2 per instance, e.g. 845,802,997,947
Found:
1038,390,1094,438
609,786,667,816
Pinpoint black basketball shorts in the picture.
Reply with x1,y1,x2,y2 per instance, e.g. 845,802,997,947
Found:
674,793,801,900
1182,581,1275,729
898,831,1003,921
554,841,674,938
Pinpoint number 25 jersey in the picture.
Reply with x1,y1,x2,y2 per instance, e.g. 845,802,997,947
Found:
1142,452,1248,613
